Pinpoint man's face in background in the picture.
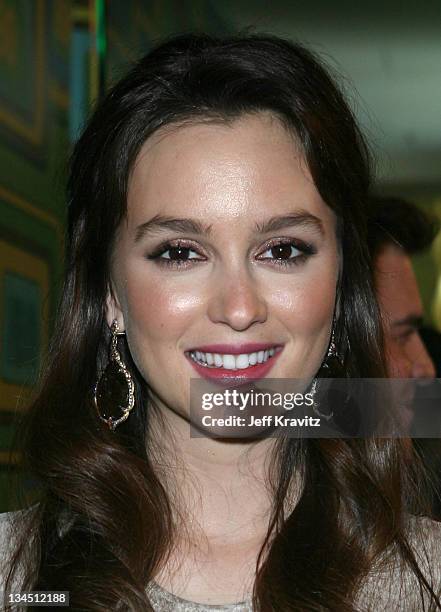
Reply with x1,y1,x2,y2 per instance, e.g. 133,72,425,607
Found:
376,243,435,379
375,242,435,428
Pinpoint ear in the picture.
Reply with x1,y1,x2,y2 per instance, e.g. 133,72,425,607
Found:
105,283,125,332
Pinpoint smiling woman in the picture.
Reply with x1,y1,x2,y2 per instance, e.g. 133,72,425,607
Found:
2,34,440,611
108,114,339,417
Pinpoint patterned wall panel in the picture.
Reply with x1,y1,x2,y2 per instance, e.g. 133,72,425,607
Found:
106,0,230,83
0,0,45,146
0,0,70,510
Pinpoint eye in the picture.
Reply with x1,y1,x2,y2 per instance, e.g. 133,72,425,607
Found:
146,241,206,268
394,328,415,345
160,245,200,261
257,239,315,267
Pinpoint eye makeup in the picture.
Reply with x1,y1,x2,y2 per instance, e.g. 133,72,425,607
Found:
145,237,317,270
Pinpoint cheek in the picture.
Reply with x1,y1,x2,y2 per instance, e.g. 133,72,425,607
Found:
384,338,409,377
268,265,337,332
120,274,205,345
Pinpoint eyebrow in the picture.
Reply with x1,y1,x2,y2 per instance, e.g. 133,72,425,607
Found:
134,211,324,242
392,315,424,329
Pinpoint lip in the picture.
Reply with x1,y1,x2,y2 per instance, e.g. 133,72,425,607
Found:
186,343,282,355
185,344,284,384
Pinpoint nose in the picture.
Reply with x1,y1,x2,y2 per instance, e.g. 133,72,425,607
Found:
207,269,268,331
410,333,436,380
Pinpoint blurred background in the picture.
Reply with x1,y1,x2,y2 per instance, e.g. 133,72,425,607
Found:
0,0,440,510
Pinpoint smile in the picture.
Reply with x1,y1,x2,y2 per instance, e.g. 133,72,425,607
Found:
185,343,284,382
188,348,277,370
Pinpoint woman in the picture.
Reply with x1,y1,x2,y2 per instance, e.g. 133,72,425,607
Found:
2,33,440,611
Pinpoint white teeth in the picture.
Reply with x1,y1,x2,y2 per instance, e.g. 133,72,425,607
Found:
236,354,250,369
223,355,236,370
189,348,279,370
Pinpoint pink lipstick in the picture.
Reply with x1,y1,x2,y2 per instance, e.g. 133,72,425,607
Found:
185,343,284,383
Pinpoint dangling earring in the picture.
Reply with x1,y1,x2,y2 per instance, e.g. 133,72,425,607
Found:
310,326,344,421
318,325,344,377
94,319,135,431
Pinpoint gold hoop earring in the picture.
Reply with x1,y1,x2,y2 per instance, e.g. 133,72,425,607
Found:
94,319,135,431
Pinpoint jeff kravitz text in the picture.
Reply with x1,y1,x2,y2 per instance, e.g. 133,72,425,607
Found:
201,415,321,427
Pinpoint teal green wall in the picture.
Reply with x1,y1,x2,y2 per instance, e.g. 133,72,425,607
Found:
0,0,70,511
106,0,230,82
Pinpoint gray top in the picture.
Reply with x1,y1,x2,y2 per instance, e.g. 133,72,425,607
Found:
146,581,253,611
1,509,440,610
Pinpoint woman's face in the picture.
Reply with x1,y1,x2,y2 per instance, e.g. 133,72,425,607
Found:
108,113,339,419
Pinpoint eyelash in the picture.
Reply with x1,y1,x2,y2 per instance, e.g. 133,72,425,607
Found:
146,238,316,270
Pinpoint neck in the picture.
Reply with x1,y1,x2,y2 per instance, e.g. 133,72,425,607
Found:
148,399,277,539
146,398,300,603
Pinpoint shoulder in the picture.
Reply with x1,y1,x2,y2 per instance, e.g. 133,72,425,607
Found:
408,514,441,547
0,506,38,592
406,515,441,587
356,516,441,610
0,509,21,553
0,510,23,589
407,514,441,552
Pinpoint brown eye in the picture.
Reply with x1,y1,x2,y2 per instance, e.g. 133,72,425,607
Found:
147,241,205,268
159,245,201,261
260,242,302,261
270,244,297,260
167,246,192,260
257,239,315,268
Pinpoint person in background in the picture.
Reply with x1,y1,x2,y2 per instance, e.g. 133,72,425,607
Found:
367,196,438,426
367,196,438,380
368,196,441,517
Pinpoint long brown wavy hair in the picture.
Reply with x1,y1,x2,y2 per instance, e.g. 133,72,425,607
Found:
5,33,441,610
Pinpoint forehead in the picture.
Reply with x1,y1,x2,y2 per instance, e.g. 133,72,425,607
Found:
126,113,335,229
375,244,422,322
